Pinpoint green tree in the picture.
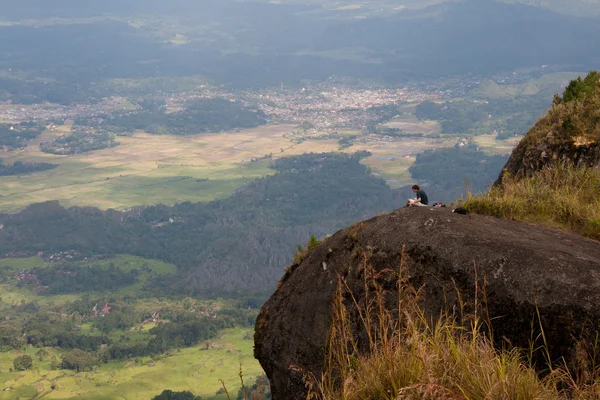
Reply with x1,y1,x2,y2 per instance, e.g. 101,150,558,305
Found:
36,348,50,361
13,354,33,371
237,375,271,400
152,389,202,400
49,355,59,370
60,349,96,372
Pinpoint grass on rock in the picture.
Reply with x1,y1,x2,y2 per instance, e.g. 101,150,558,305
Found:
316,250,600,400
462,163,600,240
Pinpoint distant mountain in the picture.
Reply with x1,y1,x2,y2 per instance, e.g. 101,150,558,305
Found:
0,0,598,89
313,0,600,78
505,0,600,17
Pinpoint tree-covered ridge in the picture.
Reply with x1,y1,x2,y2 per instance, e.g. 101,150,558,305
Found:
0,159,57,176
79,98,267,136
409,145,508,201
0,152,402,293
17,263,139,294
0,76,97,105
415,95,551,139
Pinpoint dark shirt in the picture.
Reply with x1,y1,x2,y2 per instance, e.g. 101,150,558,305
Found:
416,190,428,205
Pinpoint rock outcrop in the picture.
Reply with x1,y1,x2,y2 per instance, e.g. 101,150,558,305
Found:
496,71,600,184
497,132,600,185
255,207,600,400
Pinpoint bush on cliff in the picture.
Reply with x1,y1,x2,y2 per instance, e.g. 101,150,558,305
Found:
528,70,600,146
497,71,600,182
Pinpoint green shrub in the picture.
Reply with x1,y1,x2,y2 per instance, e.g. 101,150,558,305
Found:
561,70,600,103
293,235,323,265
13,354,33,371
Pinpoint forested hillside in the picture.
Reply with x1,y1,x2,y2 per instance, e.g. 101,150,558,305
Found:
0,152,403,293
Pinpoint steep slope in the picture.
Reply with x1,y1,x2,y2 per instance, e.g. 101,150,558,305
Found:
255,207,600,399
497,71,600,183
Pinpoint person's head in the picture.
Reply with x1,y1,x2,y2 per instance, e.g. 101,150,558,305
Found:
412,184,420,193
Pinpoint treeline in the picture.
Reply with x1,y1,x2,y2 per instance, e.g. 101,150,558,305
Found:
415,96,551,138
19,264,139,294
0,122,45,149
0,159,57,176
0,152,403,293
409,145,508,202
0,316,108,352
0,77,96,105
40,129,118,154
78,98,267,136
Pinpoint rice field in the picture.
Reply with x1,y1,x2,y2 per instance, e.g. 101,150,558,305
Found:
0,123,458,213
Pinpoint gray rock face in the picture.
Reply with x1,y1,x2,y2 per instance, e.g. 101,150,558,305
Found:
255,207,600,400
495,138,600,185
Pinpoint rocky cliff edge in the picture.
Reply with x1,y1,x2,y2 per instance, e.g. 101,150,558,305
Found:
255,207,600,399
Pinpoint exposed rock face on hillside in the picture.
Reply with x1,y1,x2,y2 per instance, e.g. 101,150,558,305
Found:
255,207,600,400
498,131,600,184
496,71,600,184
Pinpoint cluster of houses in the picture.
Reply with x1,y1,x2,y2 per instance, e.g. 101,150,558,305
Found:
91,303,111,318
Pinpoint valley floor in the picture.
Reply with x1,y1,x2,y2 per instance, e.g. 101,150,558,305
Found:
0,328,261,400
0,122,464,213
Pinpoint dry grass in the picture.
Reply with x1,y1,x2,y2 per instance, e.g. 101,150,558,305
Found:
313,249,600,400
462,163,600,240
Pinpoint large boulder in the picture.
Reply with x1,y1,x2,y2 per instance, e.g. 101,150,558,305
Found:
255,207,600,400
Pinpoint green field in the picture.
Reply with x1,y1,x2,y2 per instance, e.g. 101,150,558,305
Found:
0,329,262,400
0,121,460,213
0,124,348,213
0,255,177,305
0,254,264,400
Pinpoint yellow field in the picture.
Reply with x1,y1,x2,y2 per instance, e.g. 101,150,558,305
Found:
0,123,455,213
473,134,521,155
382,117,442,135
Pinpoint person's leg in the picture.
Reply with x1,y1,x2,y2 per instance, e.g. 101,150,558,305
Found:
413,201,427,207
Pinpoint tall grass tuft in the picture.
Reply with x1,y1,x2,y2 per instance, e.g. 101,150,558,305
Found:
462,163,600,240
313,249,600,400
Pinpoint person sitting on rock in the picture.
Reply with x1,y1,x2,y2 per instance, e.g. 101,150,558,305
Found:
406,184,429,207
